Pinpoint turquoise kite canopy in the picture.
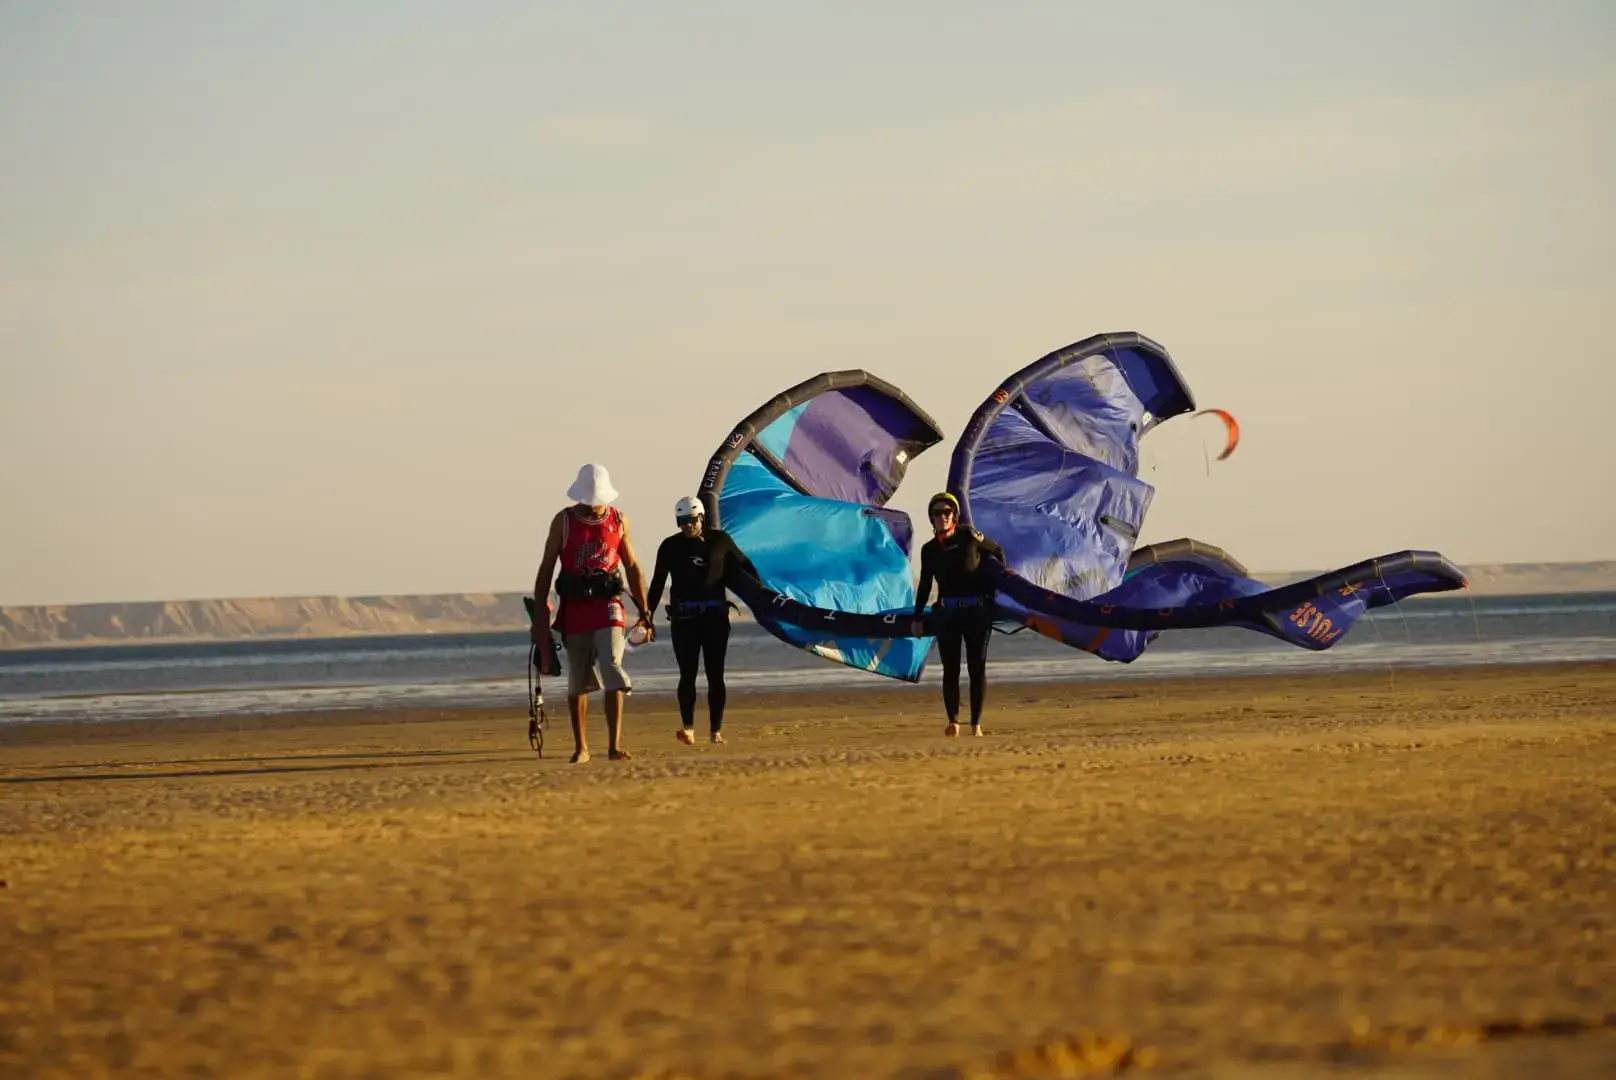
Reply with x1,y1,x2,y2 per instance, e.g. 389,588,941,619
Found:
697,370,944,682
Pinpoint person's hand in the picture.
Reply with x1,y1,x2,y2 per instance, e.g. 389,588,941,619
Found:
637,613,656,643
531,628,555,675
910,618,925,636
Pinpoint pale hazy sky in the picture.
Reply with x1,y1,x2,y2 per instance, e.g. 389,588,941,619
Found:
2,2,1612,606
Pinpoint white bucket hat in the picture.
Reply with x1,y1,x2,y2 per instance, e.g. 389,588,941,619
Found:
566,463,619,506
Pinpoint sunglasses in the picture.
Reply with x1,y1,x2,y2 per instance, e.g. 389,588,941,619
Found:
677,516,701,526
928,507,955,518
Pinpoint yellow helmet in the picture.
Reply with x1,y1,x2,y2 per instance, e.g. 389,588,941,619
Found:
927,491,960,517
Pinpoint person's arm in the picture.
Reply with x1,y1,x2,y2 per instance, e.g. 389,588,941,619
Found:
533,513,564,619
979,534,1007,566
645,538,671,619
911,544,934,633
711,531,758,585
617,514,651,625
530,513,564,663
730,535,759,581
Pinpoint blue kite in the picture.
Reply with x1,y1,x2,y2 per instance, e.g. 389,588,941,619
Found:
707,334,1467,680
697,370,943,681
945,332,1466,661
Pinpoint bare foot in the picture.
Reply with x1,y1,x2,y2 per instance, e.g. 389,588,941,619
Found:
710,731,726,745
609,748,633,761
944,722,959,737
676,728,696,745
570,749,591,764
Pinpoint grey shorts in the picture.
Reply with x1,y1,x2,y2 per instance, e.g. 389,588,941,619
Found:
564,626,631,697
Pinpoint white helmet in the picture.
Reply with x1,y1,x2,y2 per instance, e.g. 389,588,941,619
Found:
674,496,704,520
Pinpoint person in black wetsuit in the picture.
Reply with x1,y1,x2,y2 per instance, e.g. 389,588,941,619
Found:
911,491,1006,737
646,496,756,745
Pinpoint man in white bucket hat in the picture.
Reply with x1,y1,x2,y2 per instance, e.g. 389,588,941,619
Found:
532,463,653,763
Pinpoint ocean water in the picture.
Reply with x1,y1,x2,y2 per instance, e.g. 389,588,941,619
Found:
0,592,1611,726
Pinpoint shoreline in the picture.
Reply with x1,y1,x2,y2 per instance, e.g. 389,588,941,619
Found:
3,584,1611,653
3,658,1609,746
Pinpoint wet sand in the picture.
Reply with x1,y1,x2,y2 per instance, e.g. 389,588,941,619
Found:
2,663,1613,1079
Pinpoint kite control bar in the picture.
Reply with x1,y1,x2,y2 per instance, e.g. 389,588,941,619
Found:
522,596,563,756
526,642,547,755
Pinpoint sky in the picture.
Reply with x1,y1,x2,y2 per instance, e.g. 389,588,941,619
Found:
2,1,1613,606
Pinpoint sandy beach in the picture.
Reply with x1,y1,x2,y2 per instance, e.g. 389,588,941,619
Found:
2,663,1613,1079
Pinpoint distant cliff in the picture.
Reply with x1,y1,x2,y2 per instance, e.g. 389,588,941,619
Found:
2,561,1611,649
0,593,532,649
1454,562,1616,595
1257,561,1616,597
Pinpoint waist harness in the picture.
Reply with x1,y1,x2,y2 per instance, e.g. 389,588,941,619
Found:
668,598,731,619
556,569,624,601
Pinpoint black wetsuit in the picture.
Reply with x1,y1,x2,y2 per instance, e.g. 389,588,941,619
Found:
915,528,1005,726
647,529,754,733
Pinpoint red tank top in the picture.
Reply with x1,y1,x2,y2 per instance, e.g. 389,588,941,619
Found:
558,506,626,634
